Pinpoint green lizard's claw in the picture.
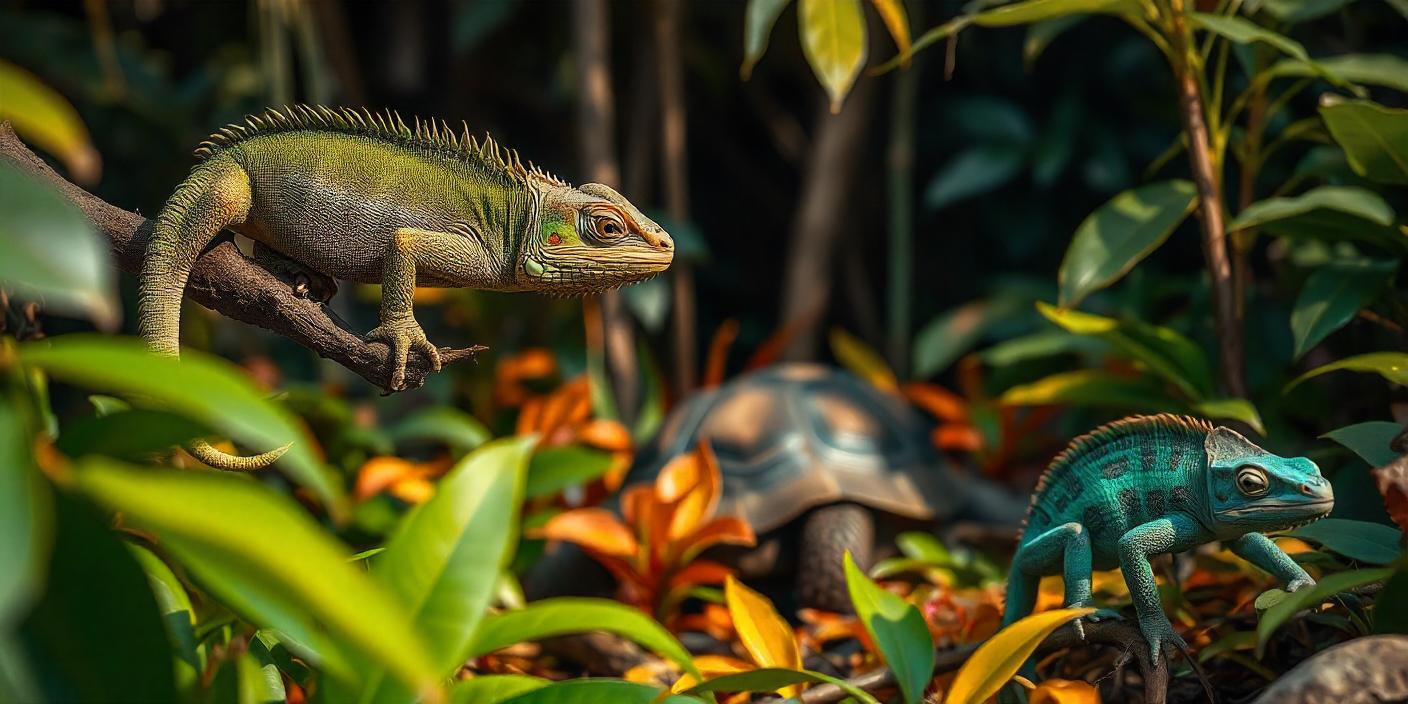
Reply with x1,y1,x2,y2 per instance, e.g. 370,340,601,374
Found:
1138,615,1187,664
366,315,441,391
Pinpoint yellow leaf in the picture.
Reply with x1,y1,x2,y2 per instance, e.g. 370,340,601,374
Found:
0,60,100,184
946,607,1095,704
1030,678,1100,704
724,575,802,696
670,655,756,693
828,328,899,392
798,0,867,113
868,0,912,66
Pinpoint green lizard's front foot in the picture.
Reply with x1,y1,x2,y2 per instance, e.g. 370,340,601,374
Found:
1137,615,1187,664
1070,607,1120,640
366,315,441,391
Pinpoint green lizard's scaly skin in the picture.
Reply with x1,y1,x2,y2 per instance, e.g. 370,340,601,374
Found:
1003,414,1334,661
139,105,673,470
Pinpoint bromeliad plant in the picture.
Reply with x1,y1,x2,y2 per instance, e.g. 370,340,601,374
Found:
540,442,756,622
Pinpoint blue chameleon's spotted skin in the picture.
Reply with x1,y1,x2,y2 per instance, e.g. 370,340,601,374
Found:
1003,414,1335,660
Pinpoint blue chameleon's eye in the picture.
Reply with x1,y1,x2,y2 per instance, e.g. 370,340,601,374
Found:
1235,466,1269,496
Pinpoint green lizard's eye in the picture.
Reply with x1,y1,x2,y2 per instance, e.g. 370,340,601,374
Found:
1235,466,1269,497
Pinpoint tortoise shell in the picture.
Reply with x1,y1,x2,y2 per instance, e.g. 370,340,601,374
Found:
626,363,969,534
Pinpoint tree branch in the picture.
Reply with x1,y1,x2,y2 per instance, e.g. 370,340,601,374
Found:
0,123,484,390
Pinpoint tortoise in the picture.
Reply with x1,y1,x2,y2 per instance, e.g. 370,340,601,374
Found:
620,362,1024,611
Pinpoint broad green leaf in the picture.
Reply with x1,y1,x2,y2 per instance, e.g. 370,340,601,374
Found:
799,0,867,112
1189,14,1308,61
1374,570,1408,634
451,675,549,704
526,445,616,499
829,327,899,392
1269,54,1408,93
0,162,118,329
681,667,881,703
73,458,436,693
843,553,933,704
1285,352,1408,391
897,531,951,564
127,545,202,689
973,0,1135,26
1057,180,1197,307
465,598,698,677
1290,519,1404,564
914,295,1030,378
1322,421,1403,467
1320,96,1408,185
1230,186,1395,232
1290,259,1398,358
363,437,533,701
1256,567,1394,657
0,60,100,183
0,393,49,627
725,576,801,682
1038,303,1213,399
978,331,1107,367
1191,398,1266,436
387,406,490,453
55,408,209,462
1253,588,1293,614
20,336,343,514
870,0,912,63
503,679,695,704
18,493,175,703
923,143,1027,211
947,607,1094,704
235,650,285,704
742,0,792,79
1000,369,1177,409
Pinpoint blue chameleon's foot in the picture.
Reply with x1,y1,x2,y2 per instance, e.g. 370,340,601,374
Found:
1070,606,1120,640
1137,616,1188,663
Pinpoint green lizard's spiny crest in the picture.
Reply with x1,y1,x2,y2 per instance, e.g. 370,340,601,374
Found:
193,104,569,187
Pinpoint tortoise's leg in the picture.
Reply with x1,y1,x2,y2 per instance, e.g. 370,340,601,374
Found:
797,503,874,613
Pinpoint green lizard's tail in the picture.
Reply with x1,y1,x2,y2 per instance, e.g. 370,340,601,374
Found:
140,155,287,472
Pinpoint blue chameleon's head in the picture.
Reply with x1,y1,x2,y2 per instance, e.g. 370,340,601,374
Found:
1204,426,1334,532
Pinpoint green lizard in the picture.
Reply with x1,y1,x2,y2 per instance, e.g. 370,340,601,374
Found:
139,105,673,470
1003,414,1334,661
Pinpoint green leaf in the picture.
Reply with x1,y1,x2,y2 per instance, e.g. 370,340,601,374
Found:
1269,54,1408,93
1230,186,1395,232
1256,567,1394,657
1322,421,1404,467
72,458,437,693
0,60,100,184
1261,0,1356,22
798,0,867,112
0,162,117,328
1057,180,1197,307
19,335,344,515
127,545,202,690
682,667,881,703
1189,13,1308,61
1290,519,1404,564
362,437,533,701
466,598,699,678
1290,259,1398,359
1285,352,1408,391
923,144,1027,211
742,0,792,79
913,296,1028,378
978,331,1106,367
896,531,951,564
526,445,616,499
502,679,696,704
843,553,933,704
972,0,1136,26
1320,96,1408,185
450,675,549,704
55,408,209,462
0,393,50,627
1000,369,1178,409
1038,303,1214,399
1191,398,1266,436
387,406,491,454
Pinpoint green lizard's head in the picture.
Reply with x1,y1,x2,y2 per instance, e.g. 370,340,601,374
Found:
519,183,673,294
1204,426,1333,532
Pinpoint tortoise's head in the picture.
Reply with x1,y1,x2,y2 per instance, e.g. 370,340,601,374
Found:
518,182,673,294
1204,426,1333,533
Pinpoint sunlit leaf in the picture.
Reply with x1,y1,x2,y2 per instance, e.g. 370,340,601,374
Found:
830,327,899,392
1323,421,1403,467
798,0,867,112
1256,567,1394,657
1285,352,1408,391
678,517,756,564
1290,519,1404,565
1290,259,1398,359
73,458,436,693
20,336,343,515
0,393,49,628
681,667,880,703
742,0,793,79
127,545,202,690
1057,180,1197,307
843,552,934,704
947,607,1093,704
869,0,912,64
973,0,1135,25
1191,398,1265,436
1030,678,1099,703
542,508,638,558
450,675,549,704
501,679,695,704
0,60,100,183
387,406,490,453
725,575,801,694
465,598,698,677
1190,13,1308,61
1269,54,1408,93
1320,96,1408,185
526,446,615,499
1000,369,1176,409
1038,303,1213,399
1230,186,1395,232
0,162,118,329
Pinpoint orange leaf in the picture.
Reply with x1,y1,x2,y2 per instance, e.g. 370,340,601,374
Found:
662,443,722,541
542,508,638,558
703,319,741,389
516,397,544,436
388,476,435,504
354,457,421,501
668,560,735,590
577,419,633,452
933,424,985,452
1030,679,1100,704
724,575,802,694
903,382,969,422
745,309,821,371
671,654,756,693
678,517,756,563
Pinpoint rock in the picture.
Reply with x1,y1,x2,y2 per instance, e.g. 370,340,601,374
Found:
1252,635,1408,704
